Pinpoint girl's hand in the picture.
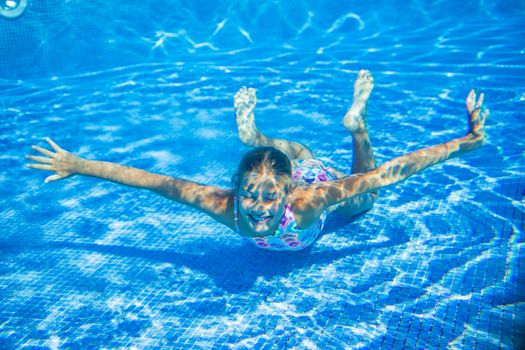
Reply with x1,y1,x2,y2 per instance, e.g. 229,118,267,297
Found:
26,138,81,183
466,89,489,138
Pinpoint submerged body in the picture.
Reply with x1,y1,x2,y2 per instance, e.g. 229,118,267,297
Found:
26,70,488,251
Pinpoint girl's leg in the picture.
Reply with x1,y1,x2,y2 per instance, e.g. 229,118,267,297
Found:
332,70,379,216
343,70,377,174
234,87,315,160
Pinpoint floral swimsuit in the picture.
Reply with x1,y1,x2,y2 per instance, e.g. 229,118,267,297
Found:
234,159,338,251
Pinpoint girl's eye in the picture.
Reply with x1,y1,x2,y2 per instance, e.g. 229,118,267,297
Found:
265,196,277,202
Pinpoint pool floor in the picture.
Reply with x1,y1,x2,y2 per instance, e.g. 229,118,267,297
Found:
1,1,524,349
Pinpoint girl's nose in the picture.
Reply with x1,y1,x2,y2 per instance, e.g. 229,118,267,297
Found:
252,200,266,213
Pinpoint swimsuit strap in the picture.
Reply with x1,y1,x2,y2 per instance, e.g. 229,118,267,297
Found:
233,196,240,233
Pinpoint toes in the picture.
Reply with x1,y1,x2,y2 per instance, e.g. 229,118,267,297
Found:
234,86,247,101
355,70,374,90
234,86,256,109
358,69,373,83
353,70,374,101
366,73,374,86
234,87,244,98
358,69,369,78
247,88,256,103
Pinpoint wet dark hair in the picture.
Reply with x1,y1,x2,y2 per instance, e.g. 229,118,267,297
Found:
232,147,292,192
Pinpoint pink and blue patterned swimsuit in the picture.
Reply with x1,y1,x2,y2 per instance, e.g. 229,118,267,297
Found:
234,159,338,251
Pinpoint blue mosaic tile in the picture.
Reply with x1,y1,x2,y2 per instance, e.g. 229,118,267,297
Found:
1,1,523,349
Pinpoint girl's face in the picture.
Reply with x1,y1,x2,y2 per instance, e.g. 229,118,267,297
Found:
237,170,288,236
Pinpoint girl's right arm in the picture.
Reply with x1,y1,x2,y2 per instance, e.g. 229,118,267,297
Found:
292,89,489,220
26,138,235,228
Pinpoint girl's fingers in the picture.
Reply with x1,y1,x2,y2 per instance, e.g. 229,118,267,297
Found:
475,93,484,109
481,108,490,120
45,137,63,153
26,155,53,164
44,174,63,183
470,107,481,121
480,108,489,125
31,145,55,157
466,89,476,113
26,163,53,171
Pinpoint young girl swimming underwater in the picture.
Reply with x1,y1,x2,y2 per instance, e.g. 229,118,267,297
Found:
26,70,488,251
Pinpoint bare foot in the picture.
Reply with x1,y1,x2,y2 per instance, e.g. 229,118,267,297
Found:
343,70,374,133
234,87,259,145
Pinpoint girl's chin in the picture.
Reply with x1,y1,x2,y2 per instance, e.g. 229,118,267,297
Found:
240,213,279,235
251,222,271,231
248,219,274,234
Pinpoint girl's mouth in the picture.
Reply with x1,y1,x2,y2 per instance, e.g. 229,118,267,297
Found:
248,213,272,224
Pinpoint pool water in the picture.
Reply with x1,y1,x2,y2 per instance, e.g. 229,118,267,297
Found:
1,1,524,349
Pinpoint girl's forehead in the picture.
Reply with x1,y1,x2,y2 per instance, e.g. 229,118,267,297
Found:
240,172,282,190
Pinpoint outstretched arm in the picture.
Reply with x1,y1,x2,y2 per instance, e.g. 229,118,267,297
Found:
26,138,234,226
295,89,489,212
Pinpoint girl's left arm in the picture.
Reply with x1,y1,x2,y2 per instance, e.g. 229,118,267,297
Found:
295,89,489,211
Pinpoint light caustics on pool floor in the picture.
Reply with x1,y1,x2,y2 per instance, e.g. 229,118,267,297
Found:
0,2,524,350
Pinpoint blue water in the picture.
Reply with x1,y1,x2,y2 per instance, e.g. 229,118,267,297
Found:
1,1,524,349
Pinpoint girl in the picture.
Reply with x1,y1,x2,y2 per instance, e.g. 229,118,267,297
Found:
26,70,488,250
